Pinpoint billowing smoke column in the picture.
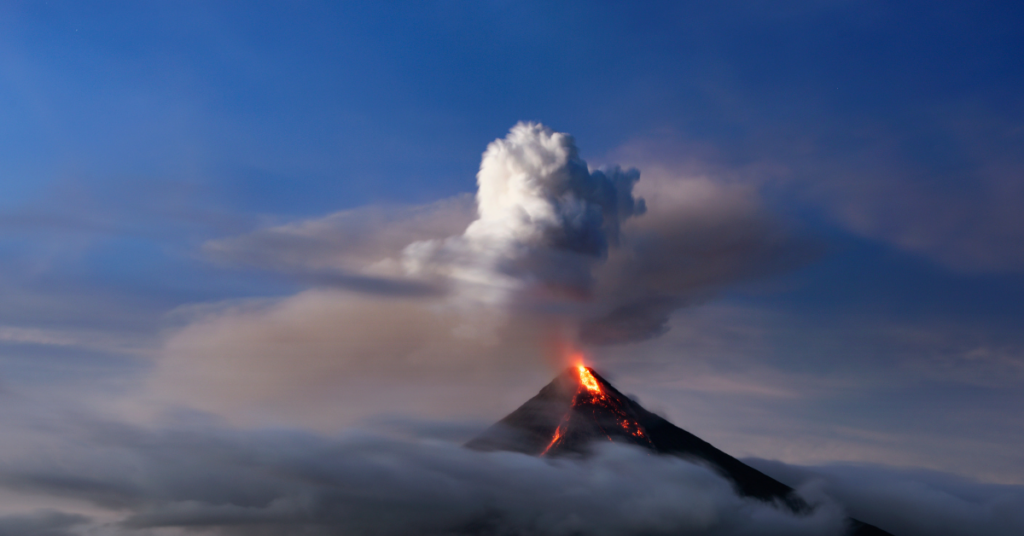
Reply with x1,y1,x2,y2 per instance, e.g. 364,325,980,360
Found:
195,120,809,360
403,122,645,311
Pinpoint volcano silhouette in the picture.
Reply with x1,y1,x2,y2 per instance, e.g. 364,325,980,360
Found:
467,366,893,536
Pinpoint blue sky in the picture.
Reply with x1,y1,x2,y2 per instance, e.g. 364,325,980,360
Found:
1,2,1024,534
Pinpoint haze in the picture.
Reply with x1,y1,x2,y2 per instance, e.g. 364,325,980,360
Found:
1,2,1023,535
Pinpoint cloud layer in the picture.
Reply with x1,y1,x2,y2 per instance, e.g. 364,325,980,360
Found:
748,459,1024,536
0,419,846,536
2,416,1023,536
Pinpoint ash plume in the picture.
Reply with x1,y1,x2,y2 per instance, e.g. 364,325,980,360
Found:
403,122,646,310
401,122,811,345
156,123,814,421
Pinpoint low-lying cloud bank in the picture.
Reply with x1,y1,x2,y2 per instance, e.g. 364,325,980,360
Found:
1,418,1022,536
747,458,1024,536
0,421,844,536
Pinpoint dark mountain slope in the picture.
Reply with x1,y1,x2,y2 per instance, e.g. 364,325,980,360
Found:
467,366,893,536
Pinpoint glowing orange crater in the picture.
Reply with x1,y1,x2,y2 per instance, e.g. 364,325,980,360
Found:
540,363,652,456
578,365,602,394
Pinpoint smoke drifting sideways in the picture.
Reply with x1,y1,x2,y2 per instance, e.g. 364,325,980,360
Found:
204,122,810,347
402,122,811,345
155,123,814,425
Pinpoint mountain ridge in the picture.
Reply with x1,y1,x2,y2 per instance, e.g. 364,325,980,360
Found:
466,365,893,536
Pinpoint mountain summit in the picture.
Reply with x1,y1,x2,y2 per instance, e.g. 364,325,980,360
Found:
467,365,893,536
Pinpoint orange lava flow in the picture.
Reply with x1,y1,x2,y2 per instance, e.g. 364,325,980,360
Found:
540,424,564,456
578,365,602,395
541,364,653,456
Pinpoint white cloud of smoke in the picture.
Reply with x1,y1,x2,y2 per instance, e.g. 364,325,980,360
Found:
198,122,811,349
403,122,646,312
204,195,477,296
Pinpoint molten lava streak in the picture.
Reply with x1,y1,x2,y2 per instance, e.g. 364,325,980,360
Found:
541,365,652,456
578,365,602,394
541,425,562,455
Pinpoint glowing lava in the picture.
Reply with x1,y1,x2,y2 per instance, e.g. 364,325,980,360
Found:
541,364,652,456
578,365,602,395
541,425,562,455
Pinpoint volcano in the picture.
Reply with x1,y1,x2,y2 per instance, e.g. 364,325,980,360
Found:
467,365,893,536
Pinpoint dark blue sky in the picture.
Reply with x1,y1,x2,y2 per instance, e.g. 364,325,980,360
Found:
1,2,1024,532
7,1,1020,209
